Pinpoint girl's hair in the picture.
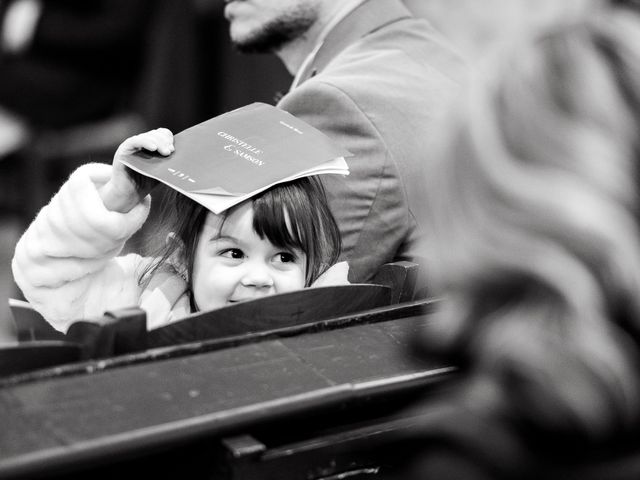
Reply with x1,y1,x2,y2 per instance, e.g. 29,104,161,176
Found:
421,2,640,442
140,176,341,311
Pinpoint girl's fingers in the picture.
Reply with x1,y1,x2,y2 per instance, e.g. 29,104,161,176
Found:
144,128,174,155
142,128,171,144
120,128,175,157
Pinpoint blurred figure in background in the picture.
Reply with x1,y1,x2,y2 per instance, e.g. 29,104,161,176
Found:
0,0,203,183
401,1,640,478
0,0,152,157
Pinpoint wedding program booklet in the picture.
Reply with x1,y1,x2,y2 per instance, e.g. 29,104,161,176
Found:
120,102,351,213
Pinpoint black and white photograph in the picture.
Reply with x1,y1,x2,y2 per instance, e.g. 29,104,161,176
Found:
0,1,638,479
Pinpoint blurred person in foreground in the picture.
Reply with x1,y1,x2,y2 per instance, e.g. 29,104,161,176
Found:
399,1,640,478
402,0,593,63
223,0,466,284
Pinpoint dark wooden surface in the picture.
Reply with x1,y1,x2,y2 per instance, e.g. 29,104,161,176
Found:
0,299,435,383
0,342,82,376
146,284,392,348
0,313,453,479
9,298,65,342
11,285,395,361
371,261,419,304
217,411,433,480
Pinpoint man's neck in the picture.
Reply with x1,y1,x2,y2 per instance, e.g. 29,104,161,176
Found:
276,0,367,75
275,21,325,75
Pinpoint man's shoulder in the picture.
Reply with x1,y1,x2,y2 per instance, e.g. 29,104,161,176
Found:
335,17,464,82
280,18,465,123
298,17,464,104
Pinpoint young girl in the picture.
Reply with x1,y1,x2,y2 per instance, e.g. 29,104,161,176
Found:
12,128,347,332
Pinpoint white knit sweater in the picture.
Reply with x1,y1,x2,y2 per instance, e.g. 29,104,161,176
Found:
11,163,191,332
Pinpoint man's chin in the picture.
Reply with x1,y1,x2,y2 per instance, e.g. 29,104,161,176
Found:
229,11,316,54
230,30,286,54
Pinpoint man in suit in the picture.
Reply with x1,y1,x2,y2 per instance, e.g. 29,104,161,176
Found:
223,0,465,285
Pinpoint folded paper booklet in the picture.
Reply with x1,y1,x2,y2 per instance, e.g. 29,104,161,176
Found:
120,102,351,213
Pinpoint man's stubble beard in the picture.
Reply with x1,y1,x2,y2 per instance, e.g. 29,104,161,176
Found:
231,7,318,54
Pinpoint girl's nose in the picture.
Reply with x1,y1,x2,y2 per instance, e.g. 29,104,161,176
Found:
240,263,274,289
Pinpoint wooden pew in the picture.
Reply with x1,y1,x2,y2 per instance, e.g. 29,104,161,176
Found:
6,284,398,369
6,262,424,374
10,262,420,341
0,303,452,479
215,412,431,480
0,342,82,377
68,284,394,358
371,260,419,303
1,263,450,479
9,298,65,342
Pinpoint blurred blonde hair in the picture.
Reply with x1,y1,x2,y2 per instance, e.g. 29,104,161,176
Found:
406,0,596,62
423,3,640,439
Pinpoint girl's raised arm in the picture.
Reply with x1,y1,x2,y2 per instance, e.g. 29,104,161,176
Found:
99,128,174,213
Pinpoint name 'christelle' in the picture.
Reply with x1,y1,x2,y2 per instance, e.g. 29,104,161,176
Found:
218,131,264,167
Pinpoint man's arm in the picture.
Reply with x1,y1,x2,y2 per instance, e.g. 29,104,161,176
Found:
279,80,411,283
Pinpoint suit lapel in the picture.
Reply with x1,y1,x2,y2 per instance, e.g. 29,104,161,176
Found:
295,0,412,85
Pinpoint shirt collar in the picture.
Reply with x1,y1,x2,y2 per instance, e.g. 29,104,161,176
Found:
289,0,368,91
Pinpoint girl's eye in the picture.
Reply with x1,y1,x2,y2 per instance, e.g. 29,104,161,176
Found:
275,252,296,263
220,248,244,259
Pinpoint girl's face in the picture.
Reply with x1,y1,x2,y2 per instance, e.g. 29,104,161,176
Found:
191,202,307,311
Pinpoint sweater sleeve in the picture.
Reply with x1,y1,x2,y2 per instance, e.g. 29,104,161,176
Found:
11,163,151,332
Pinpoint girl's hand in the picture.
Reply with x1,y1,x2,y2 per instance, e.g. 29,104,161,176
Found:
100,128,174,213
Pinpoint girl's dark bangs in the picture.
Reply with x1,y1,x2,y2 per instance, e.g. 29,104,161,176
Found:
251,190,307,251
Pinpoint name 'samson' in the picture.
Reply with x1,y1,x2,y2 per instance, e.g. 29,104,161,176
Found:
218,131,264,166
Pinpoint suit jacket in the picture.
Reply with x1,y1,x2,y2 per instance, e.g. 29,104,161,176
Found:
278,0,465,284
